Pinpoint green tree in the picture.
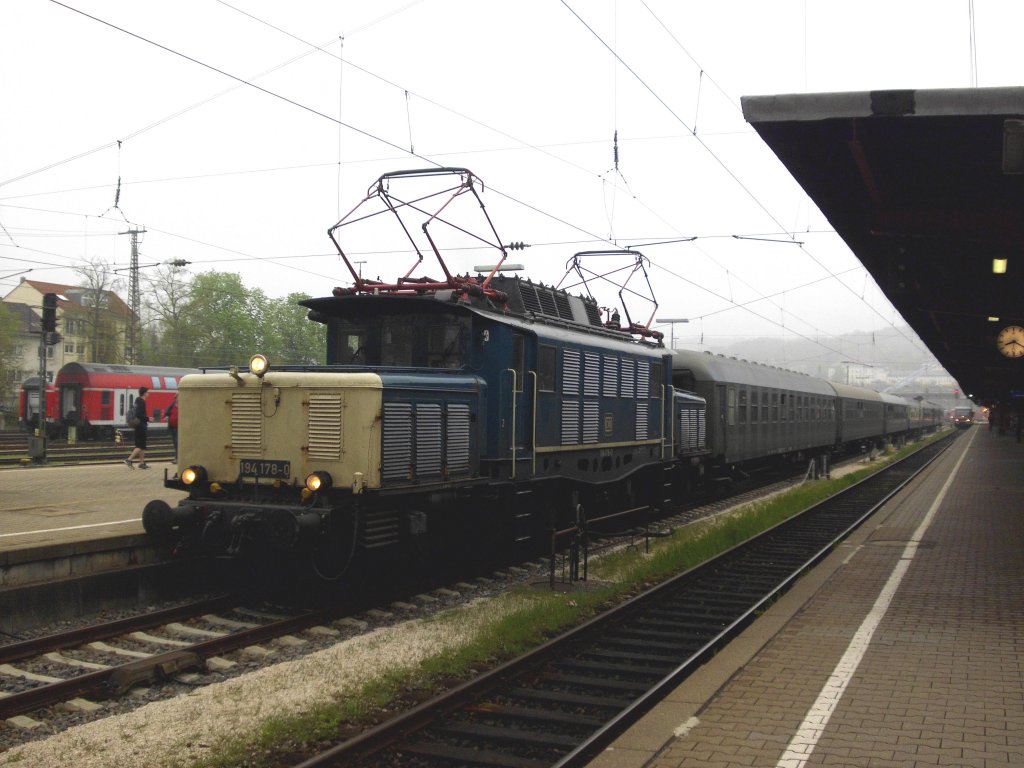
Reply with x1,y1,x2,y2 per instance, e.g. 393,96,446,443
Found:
178,272,260,367
262,292,326,366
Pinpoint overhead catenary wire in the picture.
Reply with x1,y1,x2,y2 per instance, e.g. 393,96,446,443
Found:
9,0,929,366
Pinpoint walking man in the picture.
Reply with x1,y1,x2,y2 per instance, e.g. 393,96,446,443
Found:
166,394,178,462
124,386,150,469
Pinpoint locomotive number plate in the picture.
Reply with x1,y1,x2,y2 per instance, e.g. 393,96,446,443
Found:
239,459,292,479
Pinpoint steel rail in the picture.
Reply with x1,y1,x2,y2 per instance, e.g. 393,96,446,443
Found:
292,433,956,768
0,602,340,721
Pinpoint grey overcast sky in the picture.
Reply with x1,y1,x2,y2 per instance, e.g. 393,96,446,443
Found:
2,1,1022,365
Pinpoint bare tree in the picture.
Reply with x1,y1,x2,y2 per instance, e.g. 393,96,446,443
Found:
141,262,195,366
72,256,126,363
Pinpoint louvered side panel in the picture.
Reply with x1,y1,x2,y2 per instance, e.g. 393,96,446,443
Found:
520,284,542,314
554,292,573,321
636,401,649,440
583,352,600,397
561,400,580,444
382,403,412,482
584,302,603,326
416,403,442,478
602,356,618,397
621,360,635,399
679,409,692,452
230,391,262,456
445,404,471,474
308,393,343,460
538,289,558,316
582,401,599,443
636,362,650,398
562,350,580,396
697,406,707,449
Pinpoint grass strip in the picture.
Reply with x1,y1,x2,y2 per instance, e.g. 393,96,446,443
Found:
193,431,949,768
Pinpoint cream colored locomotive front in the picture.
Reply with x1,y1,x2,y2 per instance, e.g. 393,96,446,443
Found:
177,369,383,491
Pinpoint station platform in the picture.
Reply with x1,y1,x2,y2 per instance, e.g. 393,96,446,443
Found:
589,425,1024,768
0,460,185,559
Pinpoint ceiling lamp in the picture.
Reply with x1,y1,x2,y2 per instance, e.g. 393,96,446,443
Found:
993,258,1008,274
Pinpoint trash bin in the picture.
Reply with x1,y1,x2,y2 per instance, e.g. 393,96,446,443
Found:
28,435,47,460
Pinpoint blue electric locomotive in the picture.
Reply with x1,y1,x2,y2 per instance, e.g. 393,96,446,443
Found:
143,169,709,573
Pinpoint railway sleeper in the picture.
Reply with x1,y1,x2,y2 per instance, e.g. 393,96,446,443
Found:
106,650,203,695
398,741,549,768
469,701,605,729
505,686,632,711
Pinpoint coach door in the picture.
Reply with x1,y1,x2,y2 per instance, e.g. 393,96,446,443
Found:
716,384,728,457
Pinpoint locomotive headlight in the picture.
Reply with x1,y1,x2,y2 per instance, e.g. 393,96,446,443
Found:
305,471,332,492
249,354,269,378
181,465,208,486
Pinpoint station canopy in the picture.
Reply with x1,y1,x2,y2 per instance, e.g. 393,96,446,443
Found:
742,86,1024,407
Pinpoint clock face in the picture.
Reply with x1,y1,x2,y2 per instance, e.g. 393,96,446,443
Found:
996,325,1024,358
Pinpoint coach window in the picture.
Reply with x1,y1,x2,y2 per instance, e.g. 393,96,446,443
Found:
780,393,787,421
761,391,769,423
750,388,759,423
102,391,111,406
738,388,747,424
771,392,779,422
727,387,736,426
537,345,556,392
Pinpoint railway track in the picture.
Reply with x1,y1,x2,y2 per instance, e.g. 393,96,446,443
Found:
292,433,956,768
0,432,174,467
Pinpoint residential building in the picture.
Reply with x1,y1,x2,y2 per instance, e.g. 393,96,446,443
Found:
2,278,134,388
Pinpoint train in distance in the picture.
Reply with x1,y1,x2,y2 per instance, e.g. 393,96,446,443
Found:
19,363,196,440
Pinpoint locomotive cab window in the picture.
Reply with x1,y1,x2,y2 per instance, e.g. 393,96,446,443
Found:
329,314,468,368
427,322,465,368
511,334,525,392
537,345,556,392
650,362,662,398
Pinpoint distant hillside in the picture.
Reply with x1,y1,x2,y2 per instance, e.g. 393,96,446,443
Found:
695,326,951,390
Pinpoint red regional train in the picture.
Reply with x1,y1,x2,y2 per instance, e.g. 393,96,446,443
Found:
18,376,59,435
56,363,199,440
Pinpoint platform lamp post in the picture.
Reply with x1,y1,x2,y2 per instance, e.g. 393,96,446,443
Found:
656,317,689,350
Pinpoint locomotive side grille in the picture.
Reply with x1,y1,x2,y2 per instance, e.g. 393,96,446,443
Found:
636,362,650,398
519,283,543,315
538,289,558,316
583,302,603,326
562,400,580,444
554,292,573,321
230,391,263,455
676,405,707,451
602,356,618,397
582,401,599,443
583,352,600,397
562,350,580,395
621,360,635,398
308,393,343,460
636,401,649,440
382,402,412,481
446,404,471,474
360,509,400,549
416,403,443,477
